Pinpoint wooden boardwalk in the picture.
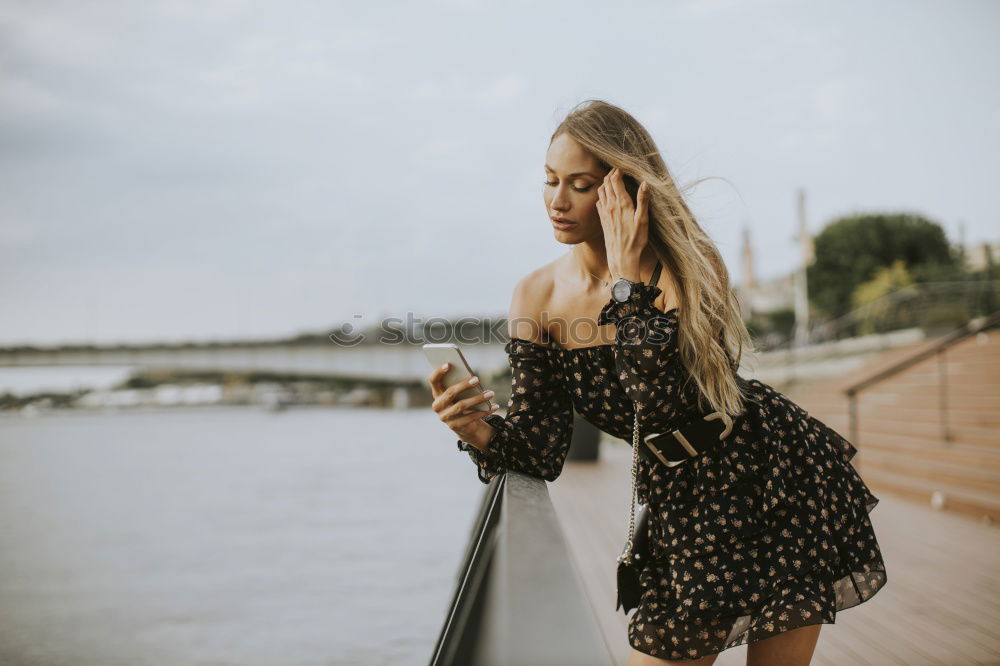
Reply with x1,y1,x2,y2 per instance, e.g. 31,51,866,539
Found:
548,436,1000,666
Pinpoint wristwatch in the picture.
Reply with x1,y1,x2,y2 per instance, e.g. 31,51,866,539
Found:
611,277,642,303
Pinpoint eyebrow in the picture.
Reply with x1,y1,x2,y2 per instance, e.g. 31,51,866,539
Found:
544,164,598,178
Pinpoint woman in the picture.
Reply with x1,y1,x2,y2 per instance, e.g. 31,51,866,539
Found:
428,100,887,665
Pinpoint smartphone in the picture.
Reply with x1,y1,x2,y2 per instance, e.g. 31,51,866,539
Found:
423,343,495,413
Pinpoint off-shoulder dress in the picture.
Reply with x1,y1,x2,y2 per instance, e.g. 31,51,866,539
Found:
456,261,888,661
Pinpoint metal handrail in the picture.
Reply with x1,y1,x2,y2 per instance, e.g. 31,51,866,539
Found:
429,471,614,665
843,310,1000,446
762,279,1000,352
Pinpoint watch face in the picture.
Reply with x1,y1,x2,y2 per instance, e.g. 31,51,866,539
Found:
612,279,633,303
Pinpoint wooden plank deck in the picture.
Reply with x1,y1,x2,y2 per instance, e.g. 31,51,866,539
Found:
548,436,1000,666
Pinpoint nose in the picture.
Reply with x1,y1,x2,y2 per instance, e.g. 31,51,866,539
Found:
550,186,570,213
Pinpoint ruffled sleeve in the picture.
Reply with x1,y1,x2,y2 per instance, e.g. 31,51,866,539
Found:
597,280,681,409
456,337,575,484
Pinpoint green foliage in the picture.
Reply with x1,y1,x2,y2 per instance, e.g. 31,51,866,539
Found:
851,259,914,309
807,213,962,318
0,390,88,410
850,260,919,334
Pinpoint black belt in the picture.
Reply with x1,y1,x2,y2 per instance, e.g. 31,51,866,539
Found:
637,411,734,468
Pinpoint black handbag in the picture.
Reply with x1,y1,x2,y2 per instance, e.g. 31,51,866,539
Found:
615,502,649,613
616,404,648,614
609,268,659,614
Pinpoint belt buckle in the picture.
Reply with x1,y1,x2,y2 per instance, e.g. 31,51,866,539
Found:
642,411,733,468
703,410,734,439
642,431,692,467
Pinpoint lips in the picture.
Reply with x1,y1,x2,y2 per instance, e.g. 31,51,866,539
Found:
551,216,577,230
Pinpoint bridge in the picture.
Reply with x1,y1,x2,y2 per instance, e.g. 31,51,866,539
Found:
0,340,510,384
0,324,929,389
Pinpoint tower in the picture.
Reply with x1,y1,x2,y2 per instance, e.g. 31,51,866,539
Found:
792,188,814,347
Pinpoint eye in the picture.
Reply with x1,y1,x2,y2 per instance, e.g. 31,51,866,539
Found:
543,180,592,193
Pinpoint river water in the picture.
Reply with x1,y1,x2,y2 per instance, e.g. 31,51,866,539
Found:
0,405,485,665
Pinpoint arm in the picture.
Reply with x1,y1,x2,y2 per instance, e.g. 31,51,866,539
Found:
456,276,575,483
595,169,680,405
596,271,680,410
597,270,740,416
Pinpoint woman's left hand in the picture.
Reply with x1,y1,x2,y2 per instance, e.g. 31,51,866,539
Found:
597,167,651,282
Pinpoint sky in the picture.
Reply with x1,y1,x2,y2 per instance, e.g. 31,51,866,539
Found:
2,0,998,346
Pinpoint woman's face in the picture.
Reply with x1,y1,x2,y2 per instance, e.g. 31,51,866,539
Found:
543,133,609,242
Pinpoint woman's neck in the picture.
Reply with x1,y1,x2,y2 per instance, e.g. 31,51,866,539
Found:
571,240,655,285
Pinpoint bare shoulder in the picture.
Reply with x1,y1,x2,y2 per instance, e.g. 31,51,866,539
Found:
506,259,559,344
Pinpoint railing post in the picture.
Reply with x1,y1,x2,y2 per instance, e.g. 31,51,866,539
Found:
847,389,858,449
938,347,951,444
842,309,1000,456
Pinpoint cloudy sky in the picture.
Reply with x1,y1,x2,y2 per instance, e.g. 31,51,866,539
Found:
2,0,998,346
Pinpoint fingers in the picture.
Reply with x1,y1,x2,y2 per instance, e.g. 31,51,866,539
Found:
452,406,497,430
431,374,482,413
608,168,631,210
600,168,618,209
440,384,494,421
441,391,500,432
453,388,496,416
427,362,450,397
598,171,617,228
601,167,638,220
445,399,499,426
635,181,650,225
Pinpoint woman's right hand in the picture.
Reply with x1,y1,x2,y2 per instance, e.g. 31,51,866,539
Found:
428,363,500,451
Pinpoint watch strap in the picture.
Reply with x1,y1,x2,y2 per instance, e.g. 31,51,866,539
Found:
613,260,662,300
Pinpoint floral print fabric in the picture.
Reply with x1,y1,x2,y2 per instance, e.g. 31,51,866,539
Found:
456,274,887,660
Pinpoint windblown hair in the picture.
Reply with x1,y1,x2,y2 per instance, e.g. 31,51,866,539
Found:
551,99,758,419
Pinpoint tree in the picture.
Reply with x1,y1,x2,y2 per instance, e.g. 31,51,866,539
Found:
850,259,918,334
807,212,962,318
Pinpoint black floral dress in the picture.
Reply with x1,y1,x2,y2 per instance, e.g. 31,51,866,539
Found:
456,267,888,661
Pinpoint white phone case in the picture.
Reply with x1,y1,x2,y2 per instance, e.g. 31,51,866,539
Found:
423,343,495,412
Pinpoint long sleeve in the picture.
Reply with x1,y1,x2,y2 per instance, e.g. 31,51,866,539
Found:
456,337,575,484
596,281,680,410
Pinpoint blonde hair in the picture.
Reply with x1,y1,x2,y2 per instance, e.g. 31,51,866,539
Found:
551,99,757,419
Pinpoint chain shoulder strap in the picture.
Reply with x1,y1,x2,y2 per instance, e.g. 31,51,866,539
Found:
621,401,641,564
618,263,659,566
